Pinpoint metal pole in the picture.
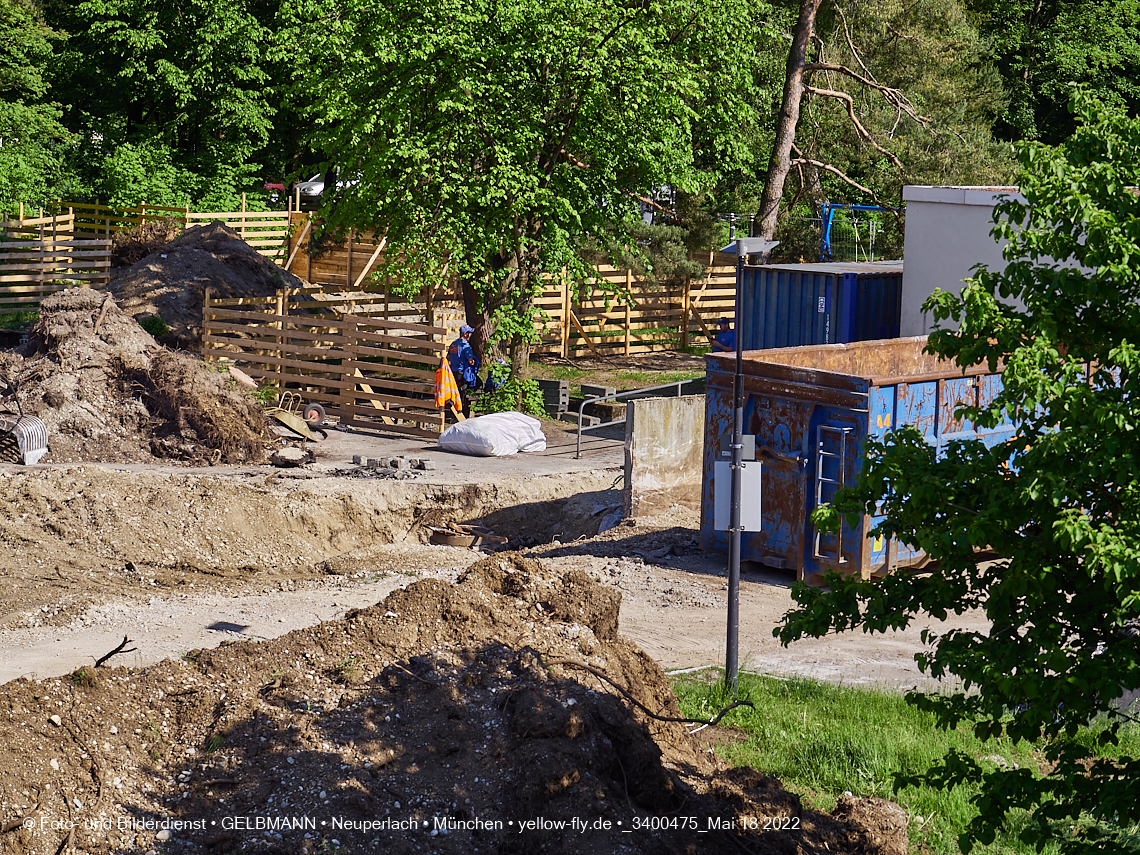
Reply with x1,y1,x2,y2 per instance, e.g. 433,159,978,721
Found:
726,248,745,693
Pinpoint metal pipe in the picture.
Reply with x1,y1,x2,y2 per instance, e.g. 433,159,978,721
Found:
574,380,686,459
716,235,776,693
726,249,744,693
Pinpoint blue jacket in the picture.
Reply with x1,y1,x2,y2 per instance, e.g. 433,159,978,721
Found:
448,337,480,385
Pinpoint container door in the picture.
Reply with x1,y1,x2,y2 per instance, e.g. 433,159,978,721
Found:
811,423,854,566
743,394,812,571
937,376,979,448
804,410,863,578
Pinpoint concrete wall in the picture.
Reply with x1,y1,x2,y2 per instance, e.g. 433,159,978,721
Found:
623,394,705,519
901,186,1021,337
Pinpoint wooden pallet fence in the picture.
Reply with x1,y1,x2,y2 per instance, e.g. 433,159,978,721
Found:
684,252,737,344
202,288,448,438
341,316,449,439
530,259,738,358
64,197,291,260
0,213,111,311
283,213,390,288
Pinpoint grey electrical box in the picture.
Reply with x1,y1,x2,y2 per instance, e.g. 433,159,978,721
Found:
714,460,762,532
718,434,756,461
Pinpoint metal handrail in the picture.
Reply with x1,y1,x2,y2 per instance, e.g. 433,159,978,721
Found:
574,380,691,458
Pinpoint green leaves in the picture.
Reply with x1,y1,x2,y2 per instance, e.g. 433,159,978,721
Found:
780,95,1140,853
44,0,275,208
0,0,76,212
283,0,771,368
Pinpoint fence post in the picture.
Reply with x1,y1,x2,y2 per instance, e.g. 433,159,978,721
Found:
305,215,312,282
203,288,213,359
275,289,286,378
561,268,570,358
681,277,690,350
625,269,632,356
340,317,356,427
346,229,354,289
241,193,247,242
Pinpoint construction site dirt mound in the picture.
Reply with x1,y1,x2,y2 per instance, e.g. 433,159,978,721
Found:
107,220,307,348
0,289,265,464
0,552,908,855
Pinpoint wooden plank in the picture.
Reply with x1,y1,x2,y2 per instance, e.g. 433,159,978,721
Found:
347,343,441,366
209,355,349,382
202,321,344,343
352,236,387,289
337,359,433,382
0,239,110,249
205,296,277,308
346,373,431,396
204,308,345,330
352,315,447,336
345,329,446,352
284,218,311,273
344,407,443,428
0,260,112,271
0,275,104,285
342,416,440,439
203,335,350,361
235,369,345,391
186,211,290,222
344,386,435,411
568,310,602,358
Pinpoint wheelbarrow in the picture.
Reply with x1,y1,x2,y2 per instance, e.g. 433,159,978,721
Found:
264,391,326,441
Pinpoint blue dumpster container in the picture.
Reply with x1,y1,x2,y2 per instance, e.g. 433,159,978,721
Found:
699,336,1014,584
738,261,903,350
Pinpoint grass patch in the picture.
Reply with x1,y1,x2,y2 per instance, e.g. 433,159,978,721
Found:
613,369,703,386
68,667,97,688
0,310,37,330
673,670,1140,855
139,315,171,337
532,364,590,383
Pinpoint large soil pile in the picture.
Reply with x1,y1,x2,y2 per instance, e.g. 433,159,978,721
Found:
108,221,307,348
0,289,266,464
0,553,908,855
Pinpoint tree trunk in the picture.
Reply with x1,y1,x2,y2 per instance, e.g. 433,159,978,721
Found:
756,0,824,256
508,266,534,382
460,273,492,364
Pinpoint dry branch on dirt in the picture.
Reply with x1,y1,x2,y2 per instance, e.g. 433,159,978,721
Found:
0,552,908,855
0,289,265,464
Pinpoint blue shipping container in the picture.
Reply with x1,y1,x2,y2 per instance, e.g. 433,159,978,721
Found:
699,337,1015,584
738,260,903,351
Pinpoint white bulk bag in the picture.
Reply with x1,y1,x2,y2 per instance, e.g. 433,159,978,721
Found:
438,411,547,457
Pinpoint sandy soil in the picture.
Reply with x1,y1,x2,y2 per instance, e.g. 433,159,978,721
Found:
0,457,985,691
0,426,946,855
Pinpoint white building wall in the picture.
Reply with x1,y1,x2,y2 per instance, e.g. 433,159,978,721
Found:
901,186,1021,337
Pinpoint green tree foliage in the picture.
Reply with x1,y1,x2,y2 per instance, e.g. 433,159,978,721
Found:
965,0,1140,143
0,0,75,213
43,0,277,208
779,96,1140,853
282,0,777,376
